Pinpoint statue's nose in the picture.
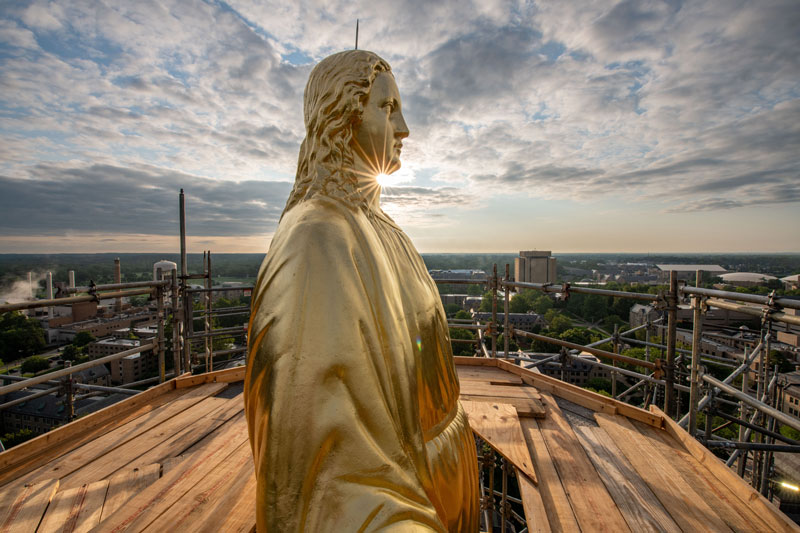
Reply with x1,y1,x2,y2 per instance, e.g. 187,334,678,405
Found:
395,113,409,139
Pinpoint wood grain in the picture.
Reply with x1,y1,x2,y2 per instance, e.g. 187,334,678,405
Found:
0,478,58,533
100,463,161,522
462,400,537,484
38,479,109,533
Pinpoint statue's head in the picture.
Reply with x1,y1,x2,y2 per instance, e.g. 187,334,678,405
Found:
284,50,409,213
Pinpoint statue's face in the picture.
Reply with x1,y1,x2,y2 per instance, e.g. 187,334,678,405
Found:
352,71,409,175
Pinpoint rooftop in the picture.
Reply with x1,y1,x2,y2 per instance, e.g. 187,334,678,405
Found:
0,361,795,532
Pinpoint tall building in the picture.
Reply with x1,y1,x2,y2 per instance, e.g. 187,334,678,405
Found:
514,250,557,284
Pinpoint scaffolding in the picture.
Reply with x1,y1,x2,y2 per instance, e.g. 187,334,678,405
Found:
437,263,800,519
1,190,798,530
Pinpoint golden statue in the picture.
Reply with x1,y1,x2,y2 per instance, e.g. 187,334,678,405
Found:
244,50,479,532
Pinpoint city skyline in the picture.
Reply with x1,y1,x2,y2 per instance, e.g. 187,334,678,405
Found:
1,1,799,254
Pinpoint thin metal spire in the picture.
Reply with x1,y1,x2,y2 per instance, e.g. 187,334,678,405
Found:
355,19,359,50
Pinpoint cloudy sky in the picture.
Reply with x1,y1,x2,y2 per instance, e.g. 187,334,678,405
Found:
1,0,798,254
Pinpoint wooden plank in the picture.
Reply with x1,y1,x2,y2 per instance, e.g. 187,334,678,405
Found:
178,406,248,457
462,401,537,483
118,395,243,476
457,366,522,381
0,478,58,533
516,466,551,533
60,394,231,489
459,380,542,401
194,471,256,533
595,412,733,532
0,383,183,488
631,417,773,533
453,356,498,367
496,359,665,427
94,411,249,533
25,382,227,488
571,424,681,532
175,366,245,388
159,456,186,477
100,464,161,523
142,442,253,531
652,405,800,533
459,395,544,418
537,393,630,532
38,479,109,533
519,418,579,533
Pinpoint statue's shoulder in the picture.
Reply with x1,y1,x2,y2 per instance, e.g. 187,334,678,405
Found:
274,197,366,250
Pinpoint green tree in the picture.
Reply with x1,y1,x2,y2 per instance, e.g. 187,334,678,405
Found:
532,295,553,315
449,327,476,356
586,377,612,394
0,428,35,449
72,331,96,347
454,310,471,320
509,293,532,313
549,315,572,335
559,328,591,345
21,356,50,374
0,312,45,360
478,291,494,312
62,344,80,362
544,309,560,323
443,303,462,317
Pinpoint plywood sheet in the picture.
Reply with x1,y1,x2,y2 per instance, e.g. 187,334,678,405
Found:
38,479,109,533
571,424,680,532
537,393,630,533
100,463,161,522
462,400,537,483
94,411,249,533
459,395,544,418
519,418,579,533
596,412,732,533
0,478,58,533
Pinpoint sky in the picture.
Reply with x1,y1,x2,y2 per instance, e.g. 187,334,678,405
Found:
0,0,798,254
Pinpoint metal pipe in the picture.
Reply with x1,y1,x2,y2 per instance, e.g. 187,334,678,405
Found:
65,280,169,294
512,328,658,371
0,288,154,313
702,373,800,433
504,264,509,357
432,279,486,285
0,386,61,411
186,326,247,340
503,353,561,368
72,383,139,395
504,280,658,301
682,285,800,310
714,409,799,446
185,286,254,293
0,343,155,396
706,298,800,327
156,268,165,383
180,188,187,278
689,273,704,436
491,264,497,358
664,271,678,417
171,269,181,376
706,441,800,452
564,352,681,389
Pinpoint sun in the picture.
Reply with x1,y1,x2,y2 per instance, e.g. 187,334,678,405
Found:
376,173,392,187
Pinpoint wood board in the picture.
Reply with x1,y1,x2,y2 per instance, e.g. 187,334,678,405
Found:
461,400,537,484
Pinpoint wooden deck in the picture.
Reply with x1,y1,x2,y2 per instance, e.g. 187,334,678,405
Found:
0,360,796,532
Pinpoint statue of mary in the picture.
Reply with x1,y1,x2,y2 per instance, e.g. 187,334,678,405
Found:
245,50,479,532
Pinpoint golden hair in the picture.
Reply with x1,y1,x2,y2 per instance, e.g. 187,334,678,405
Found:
283,50,391,214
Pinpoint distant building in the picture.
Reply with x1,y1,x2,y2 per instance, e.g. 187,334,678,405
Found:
429,269,487,282
439,294,468,310
86,338,156,385
628,303,756,329
782,274,800,291
719,272,778,287
515,251,557,285
53,312,156,343
780,372,800,418
655,264,726,281
520,353,612,387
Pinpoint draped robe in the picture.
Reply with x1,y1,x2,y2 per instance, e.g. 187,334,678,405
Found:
244,195,479,531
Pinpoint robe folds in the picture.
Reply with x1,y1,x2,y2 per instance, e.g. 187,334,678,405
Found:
244,196,479,532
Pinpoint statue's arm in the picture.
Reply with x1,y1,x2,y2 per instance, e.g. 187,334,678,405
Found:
245,203,446,532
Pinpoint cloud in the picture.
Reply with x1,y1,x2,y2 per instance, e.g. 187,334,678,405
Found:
0,163,293,237
0,0,798,252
